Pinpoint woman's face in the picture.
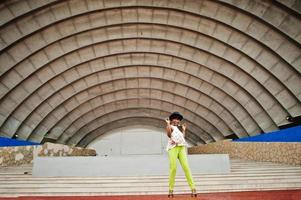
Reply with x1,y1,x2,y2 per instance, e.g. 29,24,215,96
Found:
171,118,180,126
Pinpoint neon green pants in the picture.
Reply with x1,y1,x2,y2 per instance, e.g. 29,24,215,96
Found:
168,146,195,190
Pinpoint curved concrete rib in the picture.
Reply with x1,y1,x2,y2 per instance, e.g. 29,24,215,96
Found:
18,73,251,142
29,86,247,142
78,117,203,147
64,107,218,146
0,39,284,138
43,97,227,143
7,67,262,141
1,1,299,74
0,0,300,146
1,22,298,115
1,7,299,98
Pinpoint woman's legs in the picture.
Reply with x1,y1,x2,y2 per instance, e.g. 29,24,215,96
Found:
168,147,178,191
178,146,196,190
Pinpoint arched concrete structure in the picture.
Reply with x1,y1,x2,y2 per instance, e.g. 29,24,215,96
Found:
0,0,300,147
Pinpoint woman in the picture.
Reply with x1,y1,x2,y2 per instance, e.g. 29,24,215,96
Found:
165,112,197,198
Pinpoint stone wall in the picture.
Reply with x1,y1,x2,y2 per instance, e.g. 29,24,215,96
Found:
188,141,301,166
35,143,96,157
0,143,96,167
0,145,35,167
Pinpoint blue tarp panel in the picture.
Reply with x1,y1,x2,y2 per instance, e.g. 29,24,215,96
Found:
0,137,40,147
233,125,301,142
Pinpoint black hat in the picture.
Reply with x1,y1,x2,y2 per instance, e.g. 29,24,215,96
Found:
169,112,183,121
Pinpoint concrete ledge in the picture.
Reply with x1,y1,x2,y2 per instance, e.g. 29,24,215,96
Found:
33,154,230,177
189,141,301,166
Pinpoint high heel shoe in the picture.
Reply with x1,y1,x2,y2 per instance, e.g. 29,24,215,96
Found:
191,188,197,197
168,190,174,198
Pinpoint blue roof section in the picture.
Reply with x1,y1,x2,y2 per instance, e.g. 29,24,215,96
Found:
0,137,40,147
233,125,301,142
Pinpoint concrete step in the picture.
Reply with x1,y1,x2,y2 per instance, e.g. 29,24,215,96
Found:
1,173,301,181
1,182,300,192
2,172,301,179
0,159,300,197
2,167,301,175
1,177,300,187
2,172,301,180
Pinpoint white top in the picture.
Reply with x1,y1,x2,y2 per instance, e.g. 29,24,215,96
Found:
166,125,187,151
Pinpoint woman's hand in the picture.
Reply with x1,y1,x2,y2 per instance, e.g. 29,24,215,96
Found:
165,118,172,138
182,123,187,131
170,140,176,145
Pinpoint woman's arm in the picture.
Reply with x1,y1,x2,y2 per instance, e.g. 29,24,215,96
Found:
165,119,173,138
182,123,187,136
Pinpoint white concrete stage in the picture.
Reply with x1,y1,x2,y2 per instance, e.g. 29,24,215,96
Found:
33,154,230,177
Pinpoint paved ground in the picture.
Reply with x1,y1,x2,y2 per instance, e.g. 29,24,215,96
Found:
0,190,300,200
